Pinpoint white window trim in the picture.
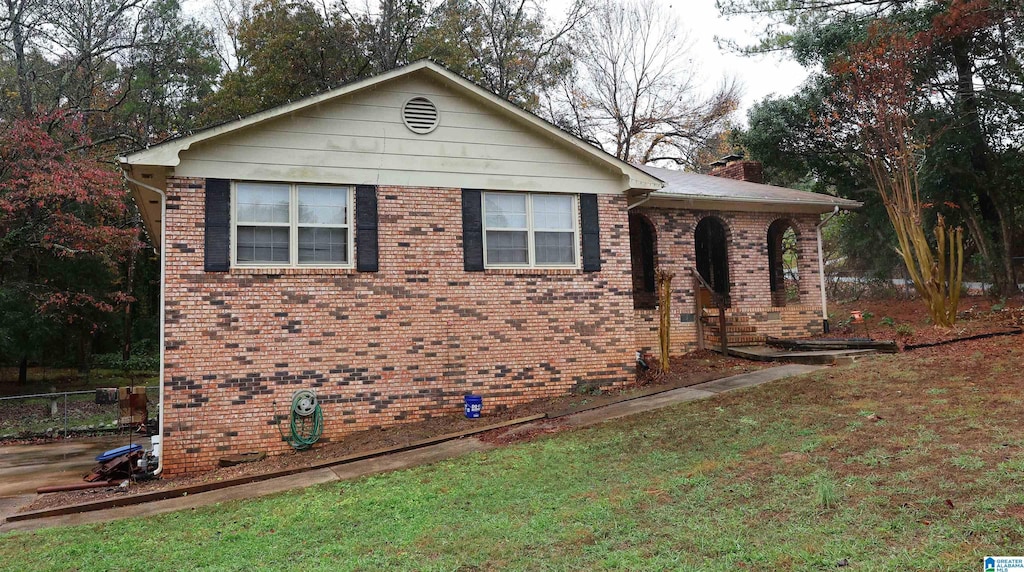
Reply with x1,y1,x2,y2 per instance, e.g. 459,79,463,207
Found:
230,181,355,269
481,192,581,269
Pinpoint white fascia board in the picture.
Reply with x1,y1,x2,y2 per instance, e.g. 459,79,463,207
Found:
642,192,863,213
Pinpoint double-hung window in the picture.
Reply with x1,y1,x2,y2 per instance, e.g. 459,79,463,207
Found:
233,182,352,267
482,192,578,268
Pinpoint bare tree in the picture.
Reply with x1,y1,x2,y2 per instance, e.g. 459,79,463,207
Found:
418,0,586,109
43,0,149,113
553,0,741,166
204,0,253,73
338,0,427,73
468,0,586,104
1,0,44,116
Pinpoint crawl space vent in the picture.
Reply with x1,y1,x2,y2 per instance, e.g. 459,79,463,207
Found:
402,97,439,134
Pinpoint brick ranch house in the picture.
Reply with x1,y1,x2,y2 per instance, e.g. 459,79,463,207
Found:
120,60,860,476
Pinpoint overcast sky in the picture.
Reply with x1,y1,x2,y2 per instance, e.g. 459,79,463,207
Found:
667,0,808,118
184,0,809,123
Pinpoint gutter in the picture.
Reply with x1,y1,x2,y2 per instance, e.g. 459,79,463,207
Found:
646,190,862,210
816,206,841,334
122,170,167,477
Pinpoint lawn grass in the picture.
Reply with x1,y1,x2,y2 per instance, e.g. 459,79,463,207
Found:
2,338,1023,570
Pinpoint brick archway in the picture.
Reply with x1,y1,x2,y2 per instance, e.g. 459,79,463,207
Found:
767,218,800,307
629,212,657,310
695,216,730,298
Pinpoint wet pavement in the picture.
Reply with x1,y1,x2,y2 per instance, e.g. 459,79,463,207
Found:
0,434,138,497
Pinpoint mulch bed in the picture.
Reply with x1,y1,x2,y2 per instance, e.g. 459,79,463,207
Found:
19,350,768,514
822,295,1024,349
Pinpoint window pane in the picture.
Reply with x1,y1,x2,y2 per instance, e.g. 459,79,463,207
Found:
532,195,574,230
486,230,528,264
535,231,575,265
484,193,527,228
237,183,289,224
298,186,348,225
298,227,348,264
236,226,289,263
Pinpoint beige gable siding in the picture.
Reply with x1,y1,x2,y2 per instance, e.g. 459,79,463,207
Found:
174,75,626,194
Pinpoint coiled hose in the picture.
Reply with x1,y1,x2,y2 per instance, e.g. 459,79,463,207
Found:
278,389,323,450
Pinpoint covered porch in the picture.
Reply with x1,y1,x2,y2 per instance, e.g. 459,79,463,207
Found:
628,162,862,358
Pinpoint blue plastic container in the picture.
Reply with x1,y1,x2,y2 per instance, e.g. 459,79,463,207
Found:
464,395,483,419
95,443,143,462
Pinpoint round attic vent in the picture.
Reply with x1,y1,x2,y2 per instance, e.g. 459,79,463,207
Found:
402,97,439,134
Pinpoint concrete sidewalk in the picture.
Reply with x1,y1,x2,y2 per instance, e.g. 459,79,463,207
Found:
0,363,822,533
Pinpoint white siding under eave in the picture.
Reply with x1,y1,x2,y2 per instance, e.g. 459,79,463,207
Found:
173,75,627,194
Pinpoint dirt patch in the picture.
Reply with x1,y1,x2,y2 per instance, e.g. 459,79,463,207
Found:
19,350,767,514
1004,506,1024,521
779,452,809,464
479,420,567,446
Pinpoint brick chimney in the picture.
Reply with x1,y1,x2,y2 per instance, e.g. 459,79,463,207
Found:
709,154,764,184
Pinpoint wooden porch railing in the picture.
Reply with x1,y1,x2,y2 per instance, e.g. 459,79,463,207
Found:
691,268,729,357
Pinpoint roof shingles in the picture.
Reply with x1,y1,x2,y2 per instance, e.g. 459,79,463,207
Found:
636,164,861,212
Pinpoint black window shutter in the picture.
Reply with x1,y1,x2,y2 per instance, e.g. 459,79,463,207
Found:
204,178,230,272
355,185,379,272
462,189,484,271
580,194,601,272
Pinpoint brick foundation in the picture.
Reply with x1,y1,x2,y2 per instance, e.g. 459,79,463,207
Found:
160,178,636,476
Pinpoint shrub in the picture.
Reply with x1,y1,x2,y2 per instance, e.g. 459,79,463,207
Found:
92,352,159,372
895,324,914,338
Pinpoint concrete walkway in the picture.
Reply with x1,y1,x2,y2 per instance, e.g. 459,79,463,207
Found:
0,363,822,533
726,345,877,365
0,434,130,497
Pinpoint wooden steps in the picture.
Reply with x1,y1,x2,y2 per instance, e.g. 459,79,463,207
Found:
700,311,766,347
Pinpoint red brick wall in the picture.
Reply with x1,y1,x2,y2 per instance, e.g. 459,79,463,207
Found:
160,177,636,476
631,207,823,355
708,161,764,184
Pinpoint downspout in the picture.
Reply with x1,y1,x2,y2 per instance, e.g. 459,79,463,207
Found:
816,206,841,334
628,192,654,211
123,172,167,477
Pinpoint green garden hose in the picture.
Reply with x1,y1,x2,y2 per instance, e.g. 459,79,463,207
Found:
278,389,323,450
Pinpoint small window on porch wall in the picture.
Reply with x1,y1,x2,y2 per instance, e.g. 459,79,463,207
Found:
694,217,730,305
767,219,800,307
629,213,657,310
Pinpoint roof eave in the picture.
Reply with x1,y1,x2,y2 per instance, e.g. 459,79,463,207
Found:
646,191,862,213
